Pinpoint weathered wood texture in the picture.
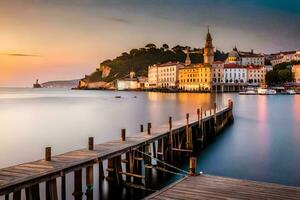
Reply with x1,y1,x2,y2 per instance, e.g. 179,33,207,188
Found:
0,106,232,196
145,175,300,200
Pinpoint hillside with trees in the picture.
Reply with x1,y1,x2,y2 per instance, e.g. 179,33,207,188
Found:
266,60,300,85
84,44,228,82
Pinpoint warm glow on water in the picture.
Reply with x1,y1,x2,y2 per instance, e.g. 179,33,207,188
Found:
0,88,300,199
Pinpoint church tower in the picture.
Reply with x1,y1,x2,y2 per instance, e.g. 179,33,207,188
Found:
203,27,214,65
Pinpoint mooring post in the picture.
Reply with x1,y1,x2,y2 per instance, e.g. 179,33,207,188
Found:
98,159,104,198
147,122,151,135
169,116,173,162
13,191,21,200
61,174,66,200
189,157,197,176
73,169,83,200
45,147,51,161
121,129,126,141
86,165,93,200
140,124,144,132
26,184,40,200
228,99,233,109
46,179,58,200
214,102,217,134
186,113,192,150
197,109,200,128
152,142,157,159
144,143,152,189
88,137,94,150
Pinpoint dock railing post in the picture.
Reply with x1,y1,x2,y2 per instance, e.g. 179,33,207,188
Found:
189,157,197,176
169,116,173,162
88,137,94,150
45,147,51,161
86,137,94,200
147,122,151,135
121,129,126,141
186,113,192,150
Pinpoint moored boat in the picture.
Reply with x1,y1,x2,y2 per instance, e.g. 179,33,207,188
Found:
257,88,276,95
286,89,296,95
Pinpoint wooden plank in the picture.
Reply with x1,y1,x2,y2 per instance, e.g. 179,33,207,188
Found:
145,175,300,200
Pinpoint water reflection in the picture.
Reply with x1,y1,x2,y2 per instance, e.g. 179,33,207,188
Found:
0,88,300,200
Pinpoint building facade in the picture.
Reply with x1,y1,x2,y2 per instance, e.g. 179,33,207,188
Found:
147,65,158,88
179,64,212,91
247,65,266,85
270,51,300,66
224,63,247,84
147,62,183,88
226,47,264,66
292,64,300,83
212,61,224,84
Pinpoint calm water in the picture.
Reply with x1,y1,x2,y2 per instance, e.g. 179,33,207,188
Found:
0,88,300,199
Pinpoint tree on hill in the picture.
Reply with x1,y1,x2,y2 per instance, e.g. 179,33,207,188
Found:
266,61,299,85
145,43,156,50
83,43,228,82
162,44,169,51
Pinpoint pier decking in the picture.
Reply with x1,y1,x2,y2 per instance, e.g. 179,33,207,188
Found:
0,101,234,199
145,175,300,200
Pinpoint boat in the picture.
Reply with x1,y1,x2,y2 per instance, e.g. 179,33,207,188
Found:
257,88,277,95
286,89,296,95
239,88,257,95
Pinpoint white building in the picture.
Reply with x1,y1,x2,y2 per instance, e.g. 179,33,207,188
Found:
116,79,138,90
116,71,138,90
224,63,247,84
147,65,158,88
270,50,300,66
148,62,184,88
226,47,264,66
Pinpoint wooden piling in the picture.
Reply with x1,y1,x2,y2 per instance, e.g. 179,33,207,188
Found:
147,123,151,135
25,184,40,200
73,169,83,200
46,179,58,200
61,174,66,200
140,124,144,132
88,137,94,151
121,129,126,141
189,157,197,176
86,165,93,200
169,116,173,162
45,147,51,161
13,191,21,200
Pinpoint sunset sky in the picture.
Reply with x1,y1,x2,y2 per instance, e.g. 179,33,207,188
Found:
0,0,299,87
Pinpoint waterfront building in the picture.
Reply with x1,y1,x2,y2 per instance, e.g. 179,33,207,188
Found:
179,63,212,91
147,65,158,88
116,71,139,90
148,62,183,88
226,47,264,66
270,50,300,66
212,61,224,84
292,64,300,83
224,63,247,84
247,65,266,85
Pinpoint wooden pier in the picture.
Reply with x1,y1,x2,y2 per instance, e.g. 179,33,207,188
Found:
0,100,234,200
145,175,300,200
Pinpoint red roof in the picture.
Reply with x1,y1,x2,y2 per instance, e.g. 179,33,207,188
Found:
246,65,263,70
224,63,245,69
213,61,223,64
